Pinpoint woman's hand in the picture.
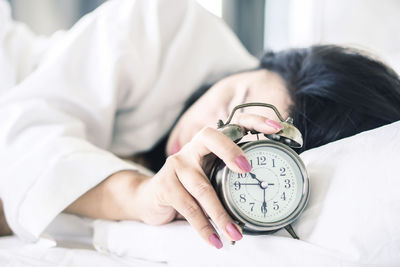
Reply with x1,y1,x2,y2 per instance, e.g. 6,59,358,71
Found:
66,113,283,249
134,113,283,249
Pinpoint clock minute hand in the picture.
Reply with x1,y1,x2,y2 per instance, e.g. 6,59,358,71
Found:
262,188,267,217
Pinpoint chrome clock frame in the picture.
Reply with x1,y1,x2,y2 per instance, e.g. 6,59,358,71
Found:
210,140,310,234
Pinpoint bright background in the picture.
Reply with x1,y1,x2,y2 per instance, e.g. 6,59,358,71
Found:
7,0,400,73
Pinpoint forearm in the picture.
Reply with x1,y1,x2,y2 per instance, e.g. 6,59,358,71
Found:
65,170,151,221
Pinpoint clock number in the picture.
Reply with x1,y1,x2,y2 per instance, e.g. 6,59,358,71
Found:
249,159,253,167
273,201,279,210
281,192,286,201
284,179,291,188
237,173,247,179
240,194,246,203
249,202,255,211
234,181,241,190
272,158,276,167
261,204,267,214
280,167,286,176
257,156,266,166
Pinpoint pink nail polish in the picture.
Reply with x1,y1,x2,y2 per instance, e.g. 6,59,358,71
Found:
209,233,223,249
235,155,252,172
226,223,243,241
265,119,284,130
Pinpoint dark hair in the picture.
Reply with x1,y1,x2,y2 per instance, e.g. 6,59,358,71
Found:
260,45,400,153
139,45,400,172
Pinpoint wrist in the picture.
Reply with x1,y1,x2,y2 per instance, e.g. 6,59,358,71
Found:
100,170,151,221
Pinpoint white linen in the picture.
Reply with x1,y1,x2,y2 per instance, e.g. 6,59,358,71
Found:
0,235,164,266
0,213,164,266
92,121,400,266
0,0,257,242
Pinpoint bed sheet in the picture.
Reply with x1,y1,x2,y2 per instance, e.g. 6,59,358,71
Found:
0,213,164,267
0,235,164,267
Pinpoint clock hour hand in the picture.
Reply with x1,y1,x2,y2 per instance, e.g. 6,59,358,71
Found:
249,172,262,184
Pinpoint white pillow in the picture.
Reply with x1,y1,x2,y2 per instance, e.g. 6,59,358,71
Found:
92,121,400,266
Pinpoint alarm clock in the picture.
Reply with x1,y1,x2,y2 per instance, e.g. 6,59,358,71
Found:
208,102,309,239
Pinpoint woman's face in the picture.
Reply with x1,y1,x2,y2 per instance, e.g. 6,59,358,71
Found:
166,69,292,156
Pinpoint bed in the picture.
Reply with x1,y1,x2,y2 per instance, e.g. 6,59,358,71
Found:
1,121,399,267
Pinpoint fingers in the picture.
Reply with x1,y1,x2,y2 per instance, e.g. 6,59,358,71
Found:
174,212,186,220
187,127,251,174
167,176,223,249
160,155,243,250
178,166,242,243
234,113,284,134
185,113,283,173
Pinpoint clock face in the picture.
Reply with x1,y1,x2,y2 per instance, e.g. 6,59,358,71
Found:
226,144,304,224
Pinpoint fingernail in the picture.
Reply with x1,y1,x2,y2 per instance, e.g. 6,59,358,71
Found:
226,223,243,241
265,119,284,130
235,155,252,172
209,233,223,249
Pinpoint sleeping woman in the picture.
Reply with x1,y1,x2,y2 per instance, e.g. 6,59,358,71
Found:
0,0,399,249
64,45,400,249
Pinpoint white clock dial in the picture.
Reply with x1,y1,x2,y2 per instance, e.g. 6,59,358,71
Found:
227,145,304,223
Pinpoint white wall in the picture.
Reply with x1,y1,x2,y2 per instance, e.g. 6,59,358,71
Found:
265,0,400,73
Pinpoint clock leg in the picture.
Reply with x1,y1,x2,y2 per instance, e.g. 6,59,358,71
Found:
284,224,299,239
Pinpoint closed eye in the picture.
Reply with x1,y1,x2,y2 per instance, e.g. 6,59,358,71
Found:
224,86,250,121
